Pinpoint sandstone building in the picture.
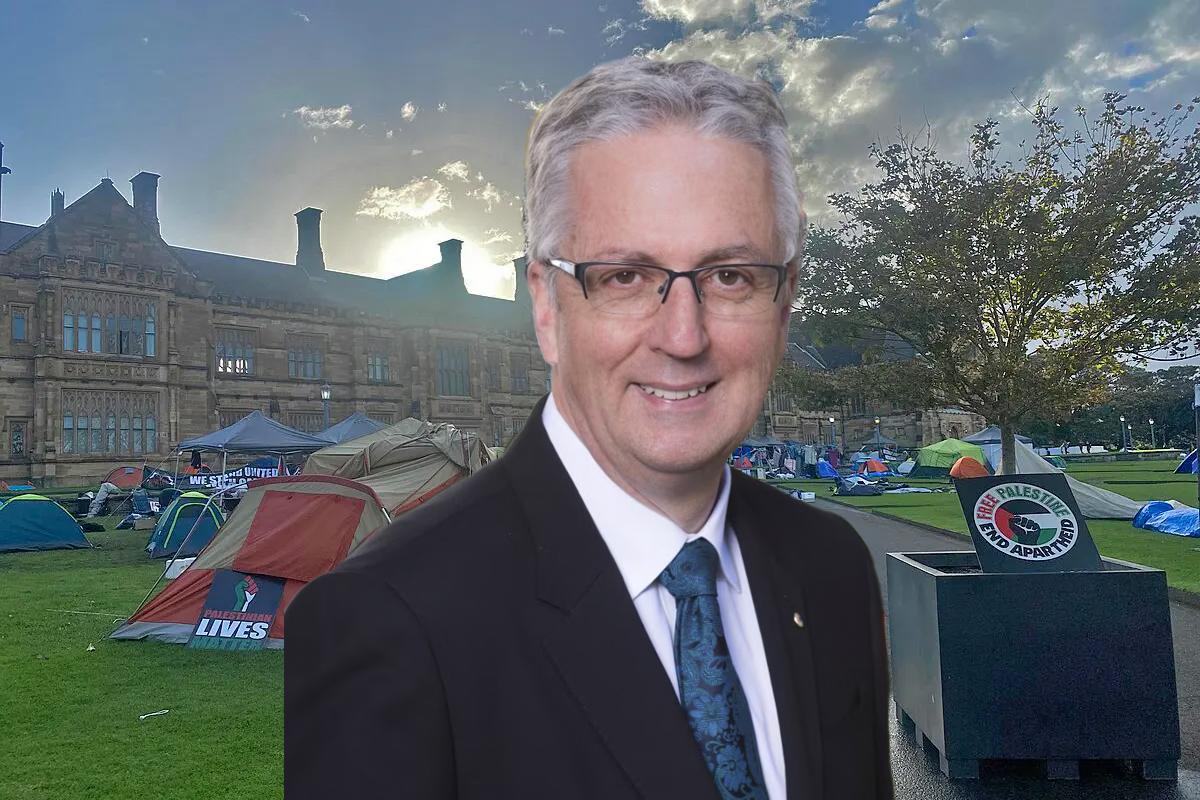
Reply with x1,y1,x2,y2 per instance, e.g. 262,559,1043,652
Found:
0,172,543,487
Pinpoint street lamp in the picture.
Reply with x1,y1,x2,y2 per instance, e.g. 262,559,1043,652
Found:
1119,415,1126,450
1127,423,1134,450
1149,418,1155,449
828,416,837,449
320,382,331,429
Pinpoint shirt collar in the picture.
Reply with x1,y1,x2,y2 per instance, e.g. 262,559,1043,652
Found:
541,392,740,599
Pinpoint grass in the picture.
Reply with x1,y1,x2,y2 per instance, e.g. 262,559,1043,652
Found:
0,522,282,800
783,460,1200,594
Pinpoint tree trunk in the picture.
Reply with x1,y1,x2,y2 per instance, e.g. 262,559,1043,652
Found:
999,421,1018,475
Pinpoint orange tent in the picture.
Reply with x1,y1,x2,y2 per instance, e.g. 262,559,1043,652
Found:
103,465,145,489
949,456,989,479
110,475,389,648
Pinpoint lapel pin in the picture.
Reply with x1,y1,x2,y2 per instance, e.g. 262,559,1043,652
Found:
792,611,804,629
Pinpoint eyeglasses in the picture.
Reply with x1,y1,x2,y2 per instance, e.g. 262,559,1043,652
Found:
546,258,788,319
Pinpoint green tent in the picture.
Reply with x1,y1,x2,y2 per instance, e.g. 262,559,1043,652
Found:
145,491,224,559
911,438,987,479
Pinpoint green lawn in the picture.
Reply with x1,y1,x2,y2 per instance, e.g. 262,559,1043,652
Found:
0,523,282,800
782,460,1200,594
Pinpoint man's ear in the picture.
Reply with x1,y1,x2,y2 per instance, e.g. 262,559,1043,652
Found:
527,259,560,367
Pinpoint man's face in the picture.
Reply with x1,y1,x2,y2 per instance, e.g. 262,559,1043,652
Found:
529,124,797,480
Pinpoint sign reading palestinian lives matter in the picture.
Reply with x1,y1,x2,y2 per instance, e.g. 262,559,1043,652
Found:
187,570,285,651
955,473,1103,574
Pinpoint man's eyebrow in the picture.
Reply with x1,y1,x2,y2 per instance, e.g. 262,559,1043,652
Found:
587,243,772,265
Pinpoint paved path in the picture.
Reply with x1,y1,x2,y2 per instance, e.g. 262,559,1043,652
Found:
818,500,1200,799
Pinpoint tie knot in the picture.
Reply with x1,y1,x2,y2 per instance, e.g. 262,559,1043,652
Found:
659,538,720,599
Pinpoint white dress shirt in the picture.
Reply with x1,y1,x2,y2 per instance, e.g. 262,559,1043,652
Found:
542,394,786,799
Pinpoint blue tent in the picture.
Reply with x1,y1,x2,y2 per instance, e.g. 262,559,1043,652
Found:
319,412,388,444
145,492,225,558
816,458,838,479
177,410,333,454
1177,450,1198,475
0,495,91,553
1133,501,1199,537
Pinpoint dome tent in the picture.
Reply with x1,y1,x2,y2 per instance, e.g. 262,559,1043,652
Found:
145,492,224,559
910,439,986,479
0,495,91,553
112,476,390,648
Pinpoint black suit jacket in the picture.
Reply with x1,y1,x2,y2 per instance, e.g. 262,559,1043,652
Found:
285,396,893,799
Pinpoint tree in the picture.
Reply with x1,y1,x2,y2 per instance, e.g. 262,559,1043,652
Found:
797,93,1200,472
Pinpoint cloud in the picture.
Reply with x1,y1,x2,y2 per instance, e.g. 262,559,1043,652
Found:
141,36,149,44
483,228,514,245
437,102,448,112
640,0,1200,226
357,178,451,221
521,99,546,113
386,129,395,139
292,104,354,129
641,0,812,25
603,16,650,46
548,25,566,35
437,160,472,182
410,148,424,156
401,101,419,122
291,9,310,23
520,27,534,36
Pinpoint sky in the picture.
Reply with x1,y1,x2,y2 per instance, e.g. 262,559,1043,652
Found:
2,0,1198,302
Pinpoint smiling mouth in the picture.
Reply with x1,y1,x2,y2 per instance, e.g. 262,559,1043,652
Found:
636,382,715,401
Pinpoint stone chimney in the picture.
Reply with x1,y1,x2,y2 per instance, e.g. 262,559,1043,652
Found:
295,207,326,277
434,238,465,292
130,171,160,234
51,188,64,218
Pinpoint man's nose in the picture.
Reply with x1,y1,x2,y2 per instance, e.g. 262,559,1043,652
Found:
647,274,709,358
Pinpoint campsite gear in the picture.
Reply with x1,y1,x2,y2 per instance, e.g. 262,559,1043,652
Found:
961,426,1034,446
178,410,333,455
816,458,838,479
190,450,202,469
659,539,768,799
87,482,121,517
112,475,390,647
319,412,388,444
948,456,989,480
986,439,1144,520
910,439,986,479
158,487,182,508
896,458,915,476
304,418,490,516
145,492,224,559
857,457,892,478
130,489,152,516
1134,501,1200,537
1178,450,1198,475
0,495,92,552
836,477,884,496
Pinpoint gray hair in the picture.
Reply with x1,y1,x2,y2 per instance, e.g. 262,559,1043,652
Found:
523,56,805,279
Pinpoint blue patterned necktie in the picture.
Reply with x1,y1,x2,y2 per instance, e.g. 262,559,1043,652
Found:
660,538,768,800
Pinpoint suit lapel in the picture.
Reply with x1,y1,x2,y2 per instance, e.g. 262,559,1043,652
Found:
501,397,719,800
728,473,824,800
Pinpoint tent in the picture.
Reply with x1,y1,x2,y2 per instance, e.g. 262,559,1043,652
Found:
983,439,1144,520
896,458,915,476
101,465,174,490
857,457,892,478
0,495,91,553
111,475,390,647
318,412,388,444
962,426,1034,445
860,430,898,449
816,458,839,479
1178,450,1198,475
146,492,225,559
1133,501,1199,537
304,418,490,516
177,410,334,455
949,456,989,479
910,439,986,479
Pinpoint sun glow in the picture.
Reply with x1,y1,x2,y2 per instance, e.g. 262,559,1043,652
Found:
378,225,517,299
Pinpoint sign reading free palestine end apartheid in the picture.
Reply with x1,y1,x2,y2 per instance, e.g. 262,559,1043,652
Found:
187,570,285,651
955,473,1103,574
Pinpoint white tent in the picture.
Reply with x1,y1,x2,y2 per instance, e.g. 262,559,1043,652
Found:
980,439,1142,520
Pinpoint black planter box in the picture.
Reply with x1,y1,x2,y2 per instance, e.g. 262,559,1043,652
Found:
887,551,1180,780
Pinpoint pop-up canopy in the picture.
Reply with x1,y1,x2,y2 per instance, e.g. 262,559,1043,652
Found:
176,410,333,455
318,412,388,444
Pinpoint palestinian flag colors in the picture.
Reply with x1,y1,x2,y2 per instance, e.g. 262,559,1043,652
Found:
956,474,1103,573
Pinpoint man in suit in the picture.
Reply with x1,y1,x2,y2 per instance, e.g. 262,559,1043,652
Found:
286,56,893,799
